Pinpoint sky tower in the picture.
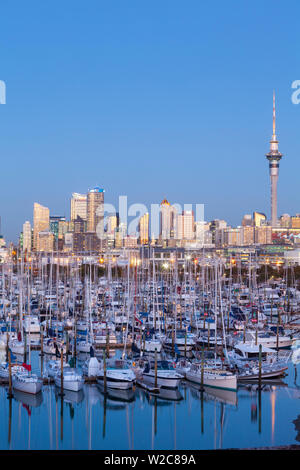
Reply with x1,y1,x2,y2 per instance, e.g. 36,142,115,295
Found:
266,92,283,227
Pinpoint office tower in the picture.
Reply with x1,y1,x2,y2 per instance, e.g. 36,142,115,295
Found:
266,92,283,227
254,226,272,244
37,231,54,252
50,216,66,240
160,199,176,240
253,212,267,227
224,227,242,246
242,225,254,245
33,203,50,250
22,221,32,253
115,222,127,248
74,216,85,233
70,193,87,222
176,211,195,240
139,213,149,245
195,221,210,244
84,232,100,252
87,187,104,234
210,219,227,244
107,215,118,238
64,232,73,252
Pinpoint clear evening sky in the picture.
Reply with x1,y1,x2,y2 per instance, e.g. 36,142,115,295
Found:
0,1,300,241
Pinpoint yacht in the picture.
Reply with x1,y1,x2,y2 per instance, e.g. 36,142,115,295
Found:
23,316,40,334
44,359,70,379
142,360,183,389
0,362,27,379
97,358,136,390
186,363,237,391
12,371,43,395
240,329,293,350
163,329,196,352
54,367,84,392
9,338,25,355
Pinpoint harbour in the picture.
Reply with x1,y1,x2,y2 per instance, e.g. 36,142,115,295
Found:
0,254,299,450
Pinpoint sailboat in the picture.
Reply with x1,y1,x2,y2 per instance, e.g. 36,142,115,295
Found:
12,320,42,395
97,357,136,390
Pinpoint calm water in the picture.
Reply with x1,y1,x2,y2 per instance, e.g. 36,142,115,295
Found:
0,350,300,450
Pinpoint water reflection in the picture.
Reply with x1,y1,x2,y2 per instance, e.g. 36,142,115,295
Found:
0,351,299,449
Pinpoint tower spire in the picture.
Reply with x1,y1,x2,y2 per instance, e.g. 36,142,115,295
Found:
272,90,276,138
266,91,283,227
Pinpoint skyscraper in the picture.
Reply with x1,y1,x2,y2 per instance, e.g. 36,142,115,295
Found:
160,199,176,240
70,193,87,222
176,211,195,240
266,92,283,227
22,221,32,253
33,203,50,250
139,213,149,245
87,187,104,234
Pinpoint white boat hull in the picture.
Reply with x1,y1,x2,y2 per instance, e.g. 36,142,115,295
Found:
186,370,237,391
12,377,42,395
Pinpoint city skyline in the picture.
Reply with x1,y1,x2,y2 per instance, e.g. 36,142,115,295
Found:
1,2,300,241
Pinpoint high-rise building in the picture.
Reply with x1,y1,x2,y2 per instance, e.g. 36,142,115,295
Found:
210,220,227,244
37,231,54,252
33,203,50,250
160,199,176,240
87,187,104,235
176,211,195,240
242,225,254,245
266,92,283,227
22,221,32,253
107,215,118,238
50,216,66,240
139,213,149,245
70,193,87,222
74,216,85,233
224,227,242,246
254,226,272,244
195,221,210,245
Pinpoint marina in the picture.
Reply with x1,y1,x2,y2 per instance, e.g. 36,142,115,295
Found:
0,254,299,449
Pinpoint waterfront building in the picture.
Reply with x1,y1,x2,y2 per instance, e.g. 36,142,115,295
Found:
242,225,255,245
254,226,272,244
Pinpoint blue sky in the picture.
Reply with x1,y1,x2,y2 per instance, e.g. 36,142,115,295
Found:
0,1,300,241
